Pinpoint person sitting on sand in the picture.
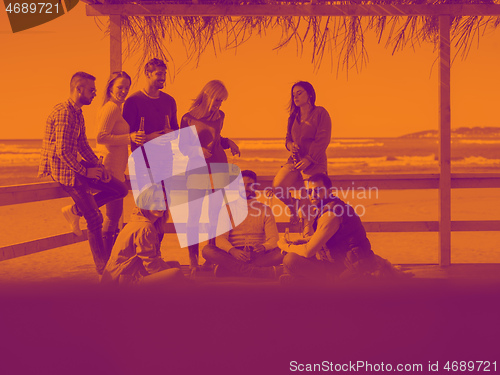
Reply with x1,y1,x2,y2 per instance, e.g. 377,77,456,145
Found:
202,170,283,279
278,173,405,284
101,184,185,285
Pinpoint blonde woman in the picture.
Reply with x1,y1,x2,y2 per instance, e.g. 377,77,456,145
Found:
101,184,185,285
179,80,240,269
96,71,145,253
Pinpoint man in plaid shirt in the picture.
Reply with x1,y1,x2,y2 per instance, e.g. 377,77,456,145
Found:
39,72,128,274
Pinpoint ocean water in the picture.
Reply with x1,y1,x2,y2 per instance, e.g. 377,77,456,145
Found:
1,137,500,186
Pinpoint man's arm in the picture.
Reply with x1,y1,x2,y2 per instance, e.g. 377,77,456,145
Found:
55,108,89,176
78,121,99,165
280,211,341,258
123,98,139,133
169,99,179,131
260,206,279,251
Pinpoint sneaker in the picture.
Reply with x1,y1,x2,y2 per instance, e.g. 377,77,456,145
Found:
62,205,82,236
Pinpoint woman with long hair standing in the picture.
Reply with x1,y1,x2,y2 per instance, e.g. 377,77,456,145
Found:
96,71,145,253
179,80,240,270
273,81,332,223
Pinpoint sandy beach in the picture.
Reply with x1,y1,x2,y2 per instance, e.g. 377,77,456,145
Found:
1,187,499,284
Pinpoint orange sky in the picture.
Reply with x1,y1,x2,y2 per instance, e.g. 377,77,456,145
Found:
1,3,499,139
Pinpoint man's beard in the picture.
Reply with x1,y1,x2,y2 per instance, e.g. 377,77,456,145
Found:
311,197,327,208
81,96,93,105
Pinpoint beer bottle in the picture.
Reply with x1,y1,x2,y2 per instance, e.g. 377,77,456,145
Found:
139,117,145,133
284,227,290,243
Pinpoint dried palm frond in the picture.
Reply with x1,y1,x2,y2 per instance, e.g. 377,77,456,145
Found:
109,0,500,77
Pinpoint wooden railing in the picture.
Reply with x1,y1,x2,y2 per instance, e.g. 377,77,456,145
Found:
1,174,500,262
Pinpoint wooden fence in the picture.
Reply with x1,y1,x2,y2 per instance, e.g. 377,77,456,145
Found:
1,174,499,263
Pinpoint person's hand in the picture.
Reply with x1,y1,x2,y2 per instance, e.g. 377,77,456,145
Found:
130,131,146,146
295,158,312,171
228,139,240,157
253,244,266,253
229,248,251,262
277,238,289,255
202,147,213,159
287,141,300,153
86,167,102,180
100,166,113,183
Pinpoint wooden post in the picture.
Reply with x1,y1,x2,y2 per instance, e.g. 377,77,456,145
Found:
438,15,451,266
110,14,122,228
109,15,122,73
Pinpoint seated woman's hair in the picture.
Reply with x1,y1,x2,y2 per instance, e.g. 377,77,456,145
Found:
136,184,165,211
308,173,332,189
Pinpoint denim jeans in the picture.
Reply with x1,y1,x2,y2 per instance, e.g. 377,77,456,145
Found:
103,198,124,234
202,245,283,278
60,173,128,273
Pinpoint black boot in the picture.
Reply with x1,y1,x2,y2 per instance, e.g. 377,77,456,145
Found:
102,230,118,261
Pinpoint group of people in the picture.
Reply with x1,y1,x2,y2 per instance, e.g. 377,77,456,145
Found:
39,57,397,286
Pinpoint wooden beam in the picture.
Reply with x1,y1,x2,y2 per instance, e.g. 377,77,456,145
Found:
0,182,67,207
2,174,500,207
86,4,500,17
451,174,500,189
451,221,500,232
4,219,500,262
0,231,88,262
438,15,452,267
109,15,122,73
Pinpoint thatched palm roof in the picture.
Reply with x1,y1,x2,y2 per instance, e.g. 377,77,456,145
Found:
83,0,500,75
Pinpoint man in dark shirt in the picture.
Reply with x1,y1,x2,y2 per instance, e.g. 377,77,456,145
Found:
39,72,128,274
278,173,378,284
123,58,179,152
123,58,179,243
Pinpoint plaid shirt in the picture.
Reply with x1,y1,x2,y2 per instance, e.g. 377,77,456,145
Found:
38,99,99,186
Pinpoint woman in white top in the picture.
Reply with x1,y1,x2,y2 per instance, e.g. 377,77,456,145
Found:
97,71,145,253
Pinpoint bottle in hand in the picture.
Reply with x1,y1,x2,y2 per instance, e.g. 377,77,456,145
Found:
139,117,145,133
284,227,290,243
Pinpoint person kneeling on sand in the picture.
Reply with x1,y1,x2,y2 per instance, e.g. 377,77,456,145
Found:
202,170,283,278
101,184,185,285
278,173,409,285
